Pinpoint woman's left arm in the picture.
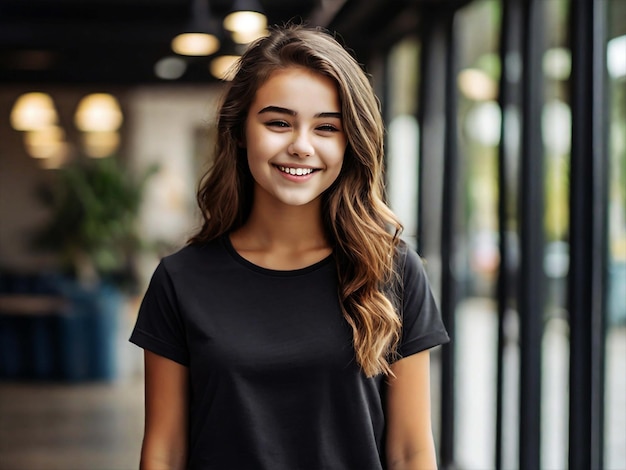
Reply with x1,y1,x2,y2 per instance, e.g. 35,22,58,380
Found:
385,350,438,470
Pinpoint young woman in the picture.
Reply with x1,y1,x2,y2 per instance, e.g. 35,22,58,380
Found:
131,24,449,470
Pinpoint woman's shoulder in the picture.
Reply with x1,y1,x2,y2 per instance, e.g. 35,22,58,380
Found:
392,239,433,294
159,236,228,272
393,238,423,270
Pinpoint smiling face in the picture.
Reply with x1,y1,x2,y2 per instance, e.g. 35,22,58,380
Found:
244,67,347,211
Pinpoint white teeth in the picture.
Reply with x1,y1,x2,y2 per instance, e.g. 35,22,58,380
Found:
278,166,314,176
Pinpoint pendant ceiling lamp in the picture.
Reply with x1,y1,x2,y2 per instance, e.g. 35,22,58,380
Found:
210,54,241,81
223,0,267,44
10,92,58,131
172,0,221,56
74,93,123,132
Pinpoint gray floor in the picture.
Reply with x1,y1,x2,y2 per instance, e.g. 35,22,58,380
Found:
0,378,143,470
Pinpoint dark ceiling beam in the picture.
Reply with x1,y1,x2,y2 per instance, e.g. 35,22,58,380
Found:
328,0,416,61
327,0,476,62
0,22,184,48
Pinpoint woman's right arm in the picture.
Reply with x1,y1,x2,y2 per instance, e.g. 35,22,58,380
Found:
140,350,189,470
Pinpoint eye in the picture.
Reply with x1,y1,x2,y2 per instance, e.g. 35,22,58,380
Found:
316,124,340,132
266,120,290,129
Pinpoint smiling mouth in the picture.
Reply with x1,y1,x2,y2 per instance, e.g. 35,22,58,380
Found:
276,165,318,176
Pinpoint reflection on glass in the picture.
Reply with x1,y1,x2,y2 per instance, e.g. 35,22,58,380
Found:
605,2,626,468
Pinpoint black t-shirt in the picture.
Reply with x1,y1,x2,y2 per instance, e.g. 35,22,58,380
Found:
130,235,449,469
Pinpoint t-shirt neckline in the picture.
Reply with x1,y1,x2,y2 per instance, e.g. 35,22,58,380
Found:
221,234,333,276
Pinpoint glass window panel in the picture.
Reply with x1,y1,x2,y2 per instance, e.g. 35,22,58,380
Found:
605,1,626,468
386,37,421,246
453,1,501,468
540,1,571,468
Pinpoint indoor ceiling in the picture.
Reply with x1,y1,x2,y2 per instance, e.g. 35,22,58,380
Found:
0,0,443,86
0,0,316,84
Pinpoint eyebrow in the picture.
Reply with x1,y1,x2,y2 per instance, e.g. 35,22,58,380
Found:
258,105,341,119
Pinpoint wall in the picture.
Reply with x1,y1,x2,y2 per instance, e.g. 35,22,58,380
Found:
0,84,224,279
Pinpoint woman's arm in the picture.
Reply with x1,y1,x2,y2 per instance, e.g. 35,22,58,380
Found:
385,350,438,470
140,350,189,470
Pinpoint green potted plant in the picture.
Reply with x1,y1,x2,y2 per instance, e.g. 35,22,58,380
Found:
34,155,157,289
31,155,158,380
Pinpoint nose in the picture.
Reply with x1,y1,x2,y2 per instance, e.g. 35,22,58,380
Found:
288,131,314,158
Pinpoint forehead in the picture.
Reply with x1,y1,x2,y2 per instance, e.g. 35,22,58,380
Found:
250,67,341,112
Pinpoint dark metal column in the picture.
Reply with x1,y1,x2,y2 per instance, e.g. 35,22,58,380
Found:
518,0,545,468
568,0,608,468
440,10,459,469
417,6,457,469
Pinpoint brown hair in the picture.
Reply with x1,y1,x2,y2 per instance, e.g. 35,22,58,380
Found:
190,24,403,377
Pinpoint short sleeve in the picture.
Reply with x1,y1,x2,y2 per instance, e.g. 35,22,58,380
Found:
395,245,450,359
129,261,189,366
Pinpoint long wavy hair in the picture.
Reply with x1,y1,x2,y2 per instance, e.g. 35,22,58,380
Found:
190,24,403,377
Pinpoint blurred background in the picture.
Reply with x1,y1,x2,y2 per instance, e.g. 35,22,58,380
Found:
0,0,624,469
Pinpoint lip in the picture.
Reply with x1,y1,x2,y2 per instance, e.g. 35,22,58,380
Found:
273,163,318,170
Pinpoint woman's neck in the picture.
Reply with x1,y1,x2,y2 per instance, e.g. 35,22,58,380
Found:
229,197,331,270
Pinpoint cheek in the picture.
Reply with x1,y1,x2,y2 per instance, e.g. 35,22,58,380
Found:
325,140,346,168
246,128,285,159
